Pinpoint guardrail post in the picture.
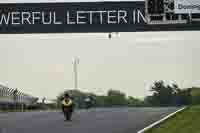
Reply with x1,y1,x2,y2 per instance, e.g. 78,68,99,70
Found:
21,103,24,112
13,88,18,111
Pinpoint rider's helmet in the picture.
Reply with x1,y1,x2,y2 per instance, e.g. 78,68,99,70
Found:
64,93,70,99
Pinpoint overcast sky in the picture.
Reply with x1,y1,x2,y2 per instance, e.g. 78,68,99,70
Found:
0,0,200,99
0,31,200,99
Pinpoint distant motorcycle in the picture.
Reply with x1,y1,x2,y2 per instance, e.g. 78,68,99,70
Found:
84,96,95,109
85,102,92,109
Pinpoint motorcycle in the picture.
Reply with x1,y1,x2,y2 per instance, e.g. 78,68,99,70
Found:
63,108,72,121
85,102,92,109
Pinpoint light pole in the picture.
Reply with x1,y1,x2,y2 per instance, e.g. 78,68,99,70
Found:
72,57,79,90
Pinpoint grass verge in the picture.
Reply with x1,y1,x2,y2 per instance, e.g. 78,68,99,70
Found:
145,106,200,133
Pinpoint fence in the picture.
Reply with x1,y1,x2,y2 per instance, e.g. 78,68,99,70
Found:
0,86,38,111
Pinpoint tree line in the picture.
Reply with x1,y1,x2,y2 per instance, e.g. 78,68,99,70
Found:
57,80,200,108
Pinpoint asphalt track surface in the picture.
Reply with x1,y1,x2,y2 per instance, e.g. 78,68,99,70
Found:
0,108,179,133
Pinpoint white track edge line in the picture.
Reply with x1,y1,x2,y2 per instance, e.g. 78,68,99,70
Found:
137,106,188,133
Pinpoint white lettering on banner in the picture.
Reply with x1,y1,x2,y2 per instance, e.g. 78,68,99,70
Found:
118,10,127,24
89,11,93,24
67,11,75,24
0,10,146,26
32,12,40,24
137,10,146,23
22,12,31,24
77,11,86,24
11,12,20,25
107,10,117,24
133,10,136,24
42,12,51,24
0,13,10,25
98,11,106,24
53,12,62,24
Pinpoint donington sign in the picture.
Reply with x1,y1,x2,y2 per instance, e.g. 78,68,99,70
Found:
0,1,200,33
175,0,200,14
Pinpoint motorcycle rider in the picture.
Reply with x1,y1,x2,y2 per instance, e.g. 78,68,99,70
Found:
61,93,74,121
84,95,95,109
84,96,91,109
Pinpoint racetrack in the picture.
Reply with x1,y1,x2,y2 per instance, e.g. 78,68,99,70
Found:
0,108,179,133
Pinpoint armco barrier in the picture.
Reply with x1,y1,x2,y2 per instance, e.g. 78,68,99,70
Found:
0,86,38,105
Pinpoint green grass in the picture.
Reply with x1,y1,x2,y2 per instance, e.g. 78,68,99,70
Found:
191,88,200,96
145,106,200,133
